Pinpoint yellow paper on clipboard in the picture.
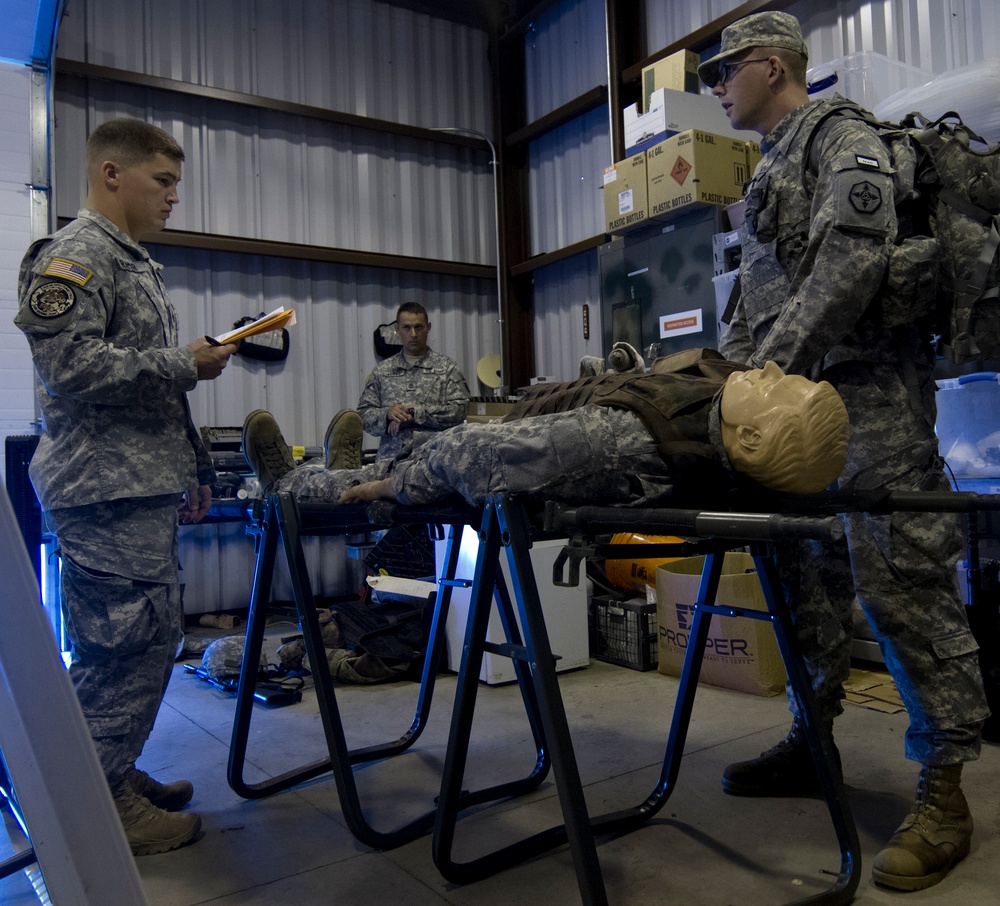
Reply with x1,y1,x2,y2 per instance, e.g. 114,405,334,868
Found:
213,307,296,345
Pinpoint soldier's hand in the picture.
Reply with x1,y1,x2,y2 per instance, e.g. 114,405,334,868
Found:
387,403,414,434
188,337,238,380
178,485,212,523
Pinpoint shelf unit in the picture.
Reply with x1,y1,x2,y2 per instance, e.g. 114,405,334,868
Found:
491,0,795,387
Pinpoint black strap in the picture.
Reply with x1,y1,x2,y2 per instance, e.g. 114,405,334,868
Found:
720,273,741,325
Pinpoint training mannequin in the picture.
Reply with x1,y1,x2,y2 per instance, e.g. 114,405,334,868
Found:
241,349,849,510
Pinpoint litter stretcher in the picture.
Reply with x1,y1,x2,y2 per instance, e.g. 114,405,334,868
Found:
228,487,999,905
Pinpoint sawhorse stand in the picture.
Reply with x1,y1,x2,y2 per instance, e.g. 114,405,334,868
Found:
431,494,861,906
227,491,554,849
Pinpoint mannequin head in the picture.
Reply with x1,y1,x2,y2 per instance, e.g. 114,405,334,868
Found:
720,361,849,494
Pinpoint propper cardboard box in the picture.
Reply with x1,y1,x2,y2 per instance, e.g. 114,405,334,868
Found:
647,130,752,221
641,49,700,110
654,552,787,696
603,152,649,233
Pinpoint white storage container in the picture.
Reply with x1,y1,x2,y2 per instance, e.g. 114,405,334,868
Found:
806,51,931,112
434,527,589,685
935,373,1000,482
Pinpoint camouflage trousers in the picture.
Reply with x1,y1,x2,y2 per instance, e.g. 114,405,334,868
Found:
44,495,183,794
275,406,678,508
780,360,988,765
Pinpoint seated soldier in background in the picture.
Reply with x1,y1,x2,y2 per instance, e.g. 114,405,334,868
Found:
357,301,471,462
241,348,850,509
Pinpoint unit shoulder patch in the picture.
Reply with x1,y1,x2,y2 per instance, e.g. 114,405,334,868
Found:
42,257,93,286
29,282,77,319
849,180,883,214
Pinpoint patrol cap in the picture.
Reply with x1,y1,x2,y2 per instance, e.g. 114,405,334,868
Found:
698,11,808,88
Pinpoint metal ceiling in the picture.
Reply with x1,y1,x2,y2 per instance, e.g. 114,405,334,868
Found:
0,0,532,68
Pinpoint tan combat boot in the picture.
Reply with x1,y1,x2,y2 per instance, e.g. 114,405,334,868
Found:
127,766,194,811
324,408,363,470
872,764,973,891
722,718,842,797
115,786,202,856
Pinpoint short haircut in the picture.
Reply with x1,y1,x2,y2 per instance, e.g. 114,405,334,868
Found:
757,45,809,85
396,301,428,322
86,118,185,173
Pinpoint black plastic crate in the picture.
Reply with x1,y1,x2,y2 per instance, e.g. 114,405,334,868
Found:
589,594,658,671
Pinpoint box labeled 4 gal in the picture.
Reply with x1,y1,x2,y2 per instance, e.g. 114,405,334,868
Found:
654,552,786,696
648,129,751,220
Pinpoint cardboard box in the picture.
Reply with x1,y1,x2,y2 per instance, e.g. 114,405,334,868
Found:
625,88,743,157
603,152,649,233
745,140,763,175
465,399,514,424
641,49,700,110
624,98,669,157
656,88,745,140
654,552,787,696
647,130,751,221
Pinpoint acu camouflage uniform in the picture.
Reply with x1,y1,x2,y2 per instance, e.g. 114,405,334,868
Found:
15,209,212,795
275,350,745,510
722,99,988,764
357,348,470,461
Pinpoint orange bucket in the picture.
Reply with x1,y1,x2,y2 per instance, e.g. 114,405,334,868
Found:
605,532,685,592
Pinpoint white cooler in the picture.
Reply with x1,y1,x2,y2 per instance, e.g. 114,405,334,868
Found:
435,527,590,685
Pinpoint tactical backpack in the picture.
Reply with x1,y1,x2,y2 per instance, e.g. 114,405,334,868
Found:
805,99,1000,363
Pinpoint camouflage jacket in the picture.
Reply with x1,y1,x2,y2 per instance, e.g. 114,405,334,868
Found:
722,98,920,379
15,209,213,511
358,349,470,460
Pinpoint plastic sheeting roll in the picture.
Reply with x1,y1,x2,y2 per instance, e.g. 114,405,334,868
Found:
875,59,1000,144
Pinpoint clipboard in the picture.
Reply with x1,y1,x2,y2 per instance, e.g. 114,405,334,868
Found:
206,307,296,346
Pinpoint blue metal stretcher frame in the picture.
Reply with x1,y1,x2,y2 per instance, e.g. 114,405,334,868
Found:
228,487,998,904
227,491,553,850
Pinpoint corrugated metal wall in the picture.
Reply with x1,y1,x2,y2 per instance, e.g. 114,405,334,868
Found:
531,252,604,382
528,0,1000,380
645,0,1000,76
54,0,500,371
20,0,1000,600
57,0,494,131
51,0,501,607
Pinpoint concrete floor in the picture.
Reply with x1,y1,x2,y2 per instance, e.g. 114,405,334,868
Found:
1,633,998,905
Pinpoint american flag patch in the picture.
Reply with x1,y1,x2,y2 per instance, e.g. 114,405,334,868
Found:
43,258,93,286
